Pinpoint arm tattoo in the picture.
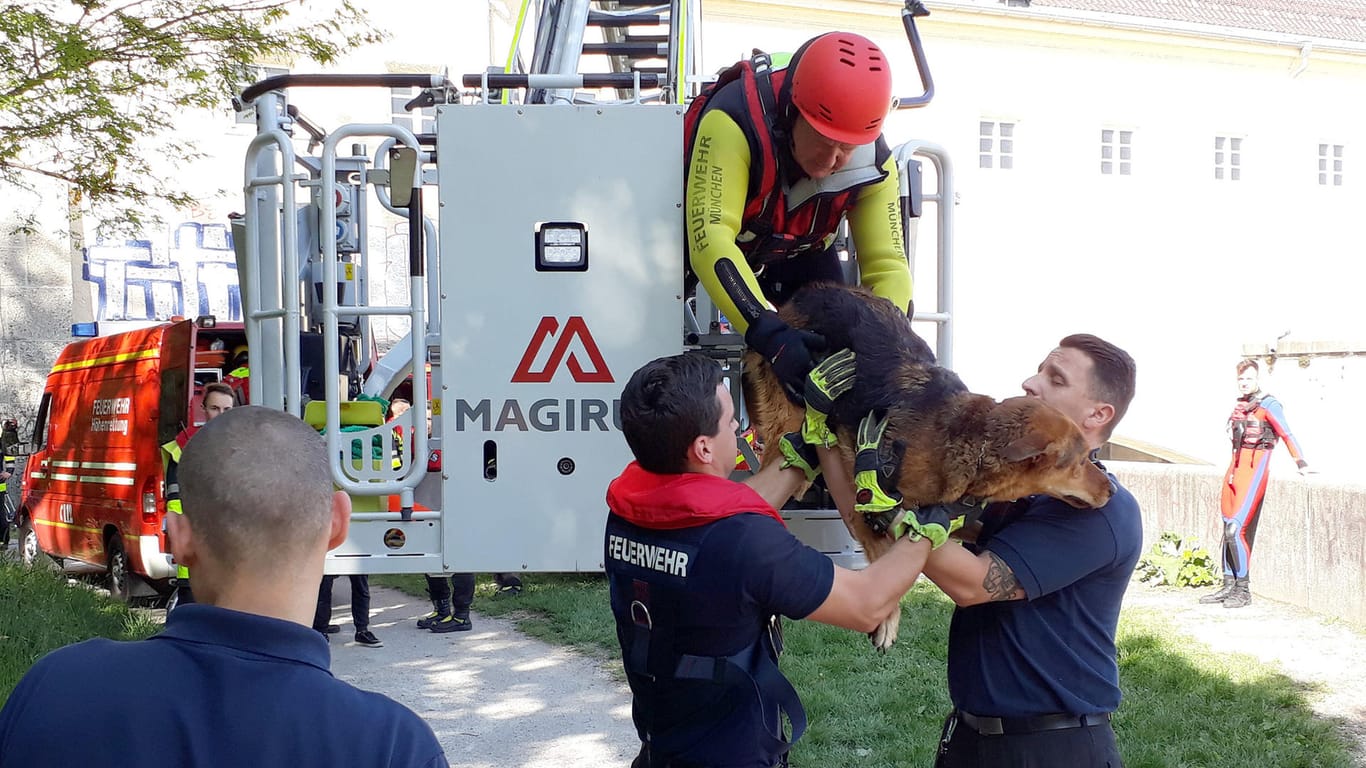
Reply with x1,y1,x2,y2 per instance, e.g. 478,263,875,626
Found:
982,552,1022,601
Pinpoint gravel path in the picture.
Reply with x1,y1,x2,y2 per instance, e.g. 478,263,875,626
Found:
321,582,638,767
1121,583,1366,765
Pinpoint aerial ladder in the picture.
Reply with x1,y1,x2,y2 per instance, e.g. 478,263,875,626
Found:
232,0,953,575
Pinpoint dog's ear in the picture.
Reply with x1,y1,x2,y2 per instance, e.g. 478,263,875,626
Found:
1001,431,1050,463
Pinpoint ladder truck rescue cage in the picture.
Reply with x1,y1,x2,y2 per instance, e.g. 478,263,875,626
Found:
234,0,954,576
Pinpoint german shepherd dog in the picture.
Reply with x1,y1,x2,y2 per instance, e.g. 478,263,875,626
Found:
743,283,1114,650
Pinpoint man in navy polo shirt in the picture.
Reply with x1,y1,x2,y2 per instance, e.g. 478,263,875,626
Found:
923,334,1140,767
606,352,955,768
0,406,448,768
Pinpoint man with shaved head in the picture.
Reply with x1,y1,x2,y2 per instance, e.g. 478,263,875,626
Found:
0,407,449,767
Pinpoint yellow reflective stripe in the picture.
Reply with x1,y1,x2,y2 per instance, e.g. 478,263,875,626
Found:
34,519,103,535
674,0,688,105
502,0,533,105
50,347,159,374
34,520,151,545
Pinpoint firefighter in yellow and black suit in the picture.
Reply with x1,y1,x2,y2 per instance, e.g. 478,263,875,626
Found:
686,31,914,525
163,383,236,610
685,31,911,405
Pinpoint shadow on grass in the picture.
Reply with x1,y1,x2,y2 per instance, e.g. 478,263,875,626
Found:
1117,609,1356,768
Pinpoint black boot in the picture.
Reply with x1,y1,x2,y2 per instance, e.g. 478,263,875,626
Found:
418,597,451,629
430,612,472,633
1223,578,1252,609
1199,576,1235,604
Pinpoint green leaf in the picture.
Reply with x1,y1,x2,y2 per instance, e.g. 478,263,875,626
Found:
0,0,388,234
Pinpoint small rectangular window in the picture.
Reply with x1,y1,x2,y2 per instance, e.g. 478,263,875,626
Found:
1318,143,1345,186
1214,135,1242,182
31,392,52,451
980,120,1016,171
1101,129,1133,176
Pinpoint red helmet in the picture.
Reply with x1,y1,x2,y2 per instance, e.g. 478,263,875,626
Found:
790,32,893,146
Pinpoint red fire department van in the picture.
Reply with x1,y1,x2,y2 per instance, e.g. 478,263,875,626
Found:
16,319,250,601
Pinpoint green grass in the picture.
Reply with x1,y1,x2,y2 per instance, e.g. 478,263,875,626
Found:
379,573,1356,768
0,560,160,704
1117,607,1351,768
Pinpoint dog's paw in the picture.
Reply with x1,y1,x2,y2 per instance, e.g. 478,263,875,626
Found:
869,620,899,653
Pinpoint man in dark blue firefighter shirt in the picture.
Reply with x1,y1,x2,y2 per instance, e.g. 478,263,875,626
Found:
605,352,955,768
0,407,448,767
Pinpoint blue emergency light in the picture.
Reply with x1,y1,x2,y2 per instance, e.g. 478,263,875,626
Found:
71,322,99,337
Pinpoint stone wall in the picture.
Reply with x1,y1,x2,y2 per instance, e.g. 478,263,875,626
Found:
0,183,77,428
1114,461,1366,626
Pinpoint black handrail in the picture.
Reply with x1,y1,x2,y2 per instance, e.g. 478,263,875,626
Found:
240,73,451,105
896,1,936,109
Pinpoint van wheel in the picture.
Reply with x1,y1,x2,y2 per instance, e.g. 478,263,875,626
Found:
18,518,42,567
106,536,132,602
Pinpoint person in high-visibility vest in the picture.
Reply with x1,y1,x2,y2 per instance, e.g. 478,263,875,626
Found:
0,418,17,550
221,345,250,404
163,383,236,610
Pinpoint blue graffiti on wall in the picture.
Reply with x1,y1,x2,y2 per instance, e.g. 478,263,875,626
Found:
83,222,241,322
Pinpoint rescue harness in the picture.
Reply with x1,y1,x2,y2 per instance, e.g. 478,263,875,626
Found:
1230,393,1279,451
620,575,805,764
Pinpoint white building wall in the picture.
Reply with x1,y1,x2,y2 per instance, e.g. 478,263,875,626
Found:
704,1,1365,475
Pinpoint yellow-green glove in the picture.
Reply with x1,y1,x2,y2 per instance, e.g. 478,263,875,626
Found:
893,505,965,549
853,410,903,515
801,349,857,448
777,432,821,482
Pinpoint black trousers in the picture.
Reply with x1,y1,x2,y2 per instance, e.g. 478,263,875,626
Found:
426,573,521,613
631,742,785,768
313,574,370,632
935,712,1124,768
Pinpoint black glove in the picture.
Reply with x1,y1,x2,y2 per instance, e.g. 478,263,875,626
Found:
746,311,826,405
